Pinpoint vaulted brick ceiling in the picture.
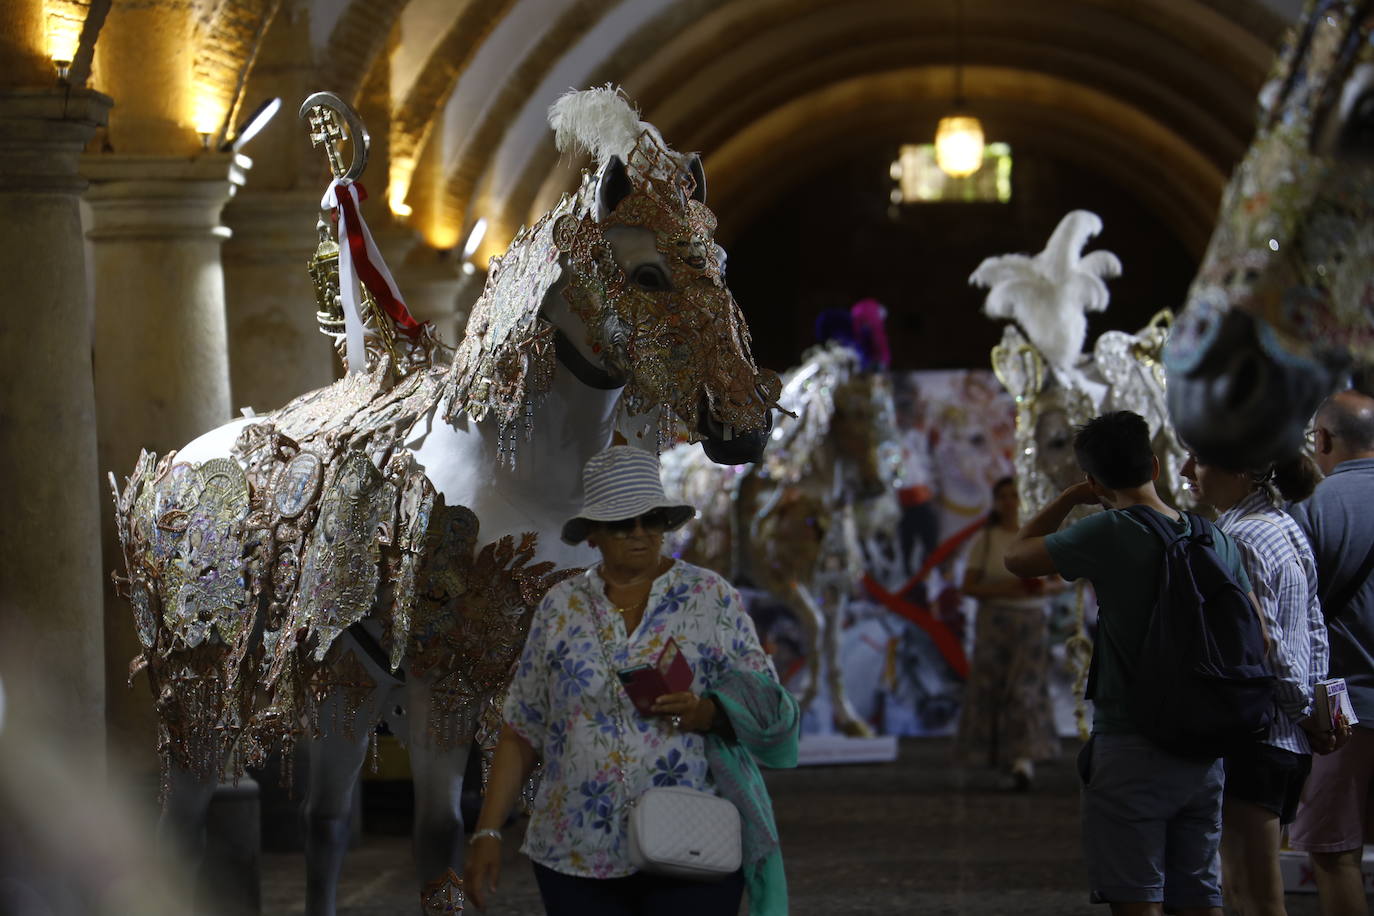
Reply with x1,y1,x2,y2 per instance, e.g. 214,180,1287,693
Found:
349,0,1296,263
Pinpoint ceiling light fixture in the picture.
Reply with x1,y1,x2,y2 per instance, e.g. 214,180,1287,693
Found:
935,0,985,178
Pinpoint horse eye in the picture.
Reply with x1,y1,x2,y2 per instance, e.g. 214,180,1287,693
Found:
631,265,669,291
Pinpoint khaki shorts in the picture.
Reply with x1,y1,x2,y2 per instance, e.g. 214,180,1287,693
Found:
1289,725,1374,853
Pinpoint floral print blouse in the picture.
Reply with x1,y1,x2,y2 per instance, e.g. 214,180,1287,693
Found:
504,559,776,878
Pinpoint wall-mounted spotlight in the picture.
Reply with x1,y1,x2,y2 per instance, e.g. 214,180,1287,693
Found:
461,218,488,261
45,6,82,84
220,97,283,153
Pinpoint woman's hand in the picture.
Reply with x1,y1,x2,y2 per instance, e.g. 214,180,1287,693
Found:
463,835,502,911
651,691,717,732
463,724,537,910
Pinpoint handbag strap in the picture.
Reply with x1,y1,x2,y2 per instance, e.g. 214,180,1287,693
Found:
585,580,639,804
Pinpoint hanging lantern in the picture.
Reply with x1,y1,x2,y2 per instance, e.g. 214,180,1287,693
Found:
934,115,985,178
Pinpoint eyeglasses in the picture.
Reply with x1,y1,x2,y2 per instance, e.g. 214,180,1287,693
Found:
1306,427,1326,446
600,510,670,538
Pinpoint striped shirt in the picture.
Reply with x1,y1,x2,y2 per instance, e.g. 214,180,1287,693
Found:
1218,490,1329,754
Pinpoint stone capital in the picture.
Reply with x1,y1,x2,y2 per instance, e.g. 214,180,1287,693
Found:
221,188,328,265
0,87,112,193
81,152,247,241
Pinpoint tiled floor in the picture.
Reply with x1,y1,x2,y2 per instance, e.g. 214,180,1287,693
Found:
261,737,1326,915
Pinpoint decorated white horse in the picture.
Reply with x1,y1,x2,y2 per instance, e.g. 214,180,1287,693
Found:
662,334,900,736
1164,0,1374,468
109,88,779,915
972,209,1200,737
971,209,1193,516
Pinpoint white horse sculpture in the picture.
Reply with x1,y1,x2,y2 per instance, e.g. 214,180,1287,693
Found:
661,341,900,736
109,88,778,915
971,210,1193,516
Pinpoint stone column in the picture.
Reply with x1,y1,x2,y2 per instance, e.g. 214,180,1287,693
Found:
393,249,469,347
83,153,242,776
0,88,112,769
222,189,339,412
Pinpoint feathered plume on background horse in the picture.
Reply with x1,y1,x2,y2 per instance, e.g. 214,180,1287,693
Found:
1165,0,1374,468
663,306,901,736
971,209,1192,517
109,86,779,915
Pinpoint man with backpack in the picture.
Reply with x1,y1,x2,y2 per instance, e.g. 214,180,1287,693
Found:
1005,410,1256,916
1286,388,1374,915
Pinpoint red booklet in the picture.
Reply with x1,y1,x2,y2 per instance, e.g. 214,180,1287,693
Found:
616,637,694,714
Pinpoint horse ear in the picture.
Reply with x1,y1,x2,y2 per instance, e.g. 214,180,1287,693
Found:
687,154,706,204
597,155,634,219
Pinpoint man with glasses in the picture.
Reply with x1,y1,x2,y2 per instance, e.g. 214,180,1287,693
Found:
1288,388,1374,913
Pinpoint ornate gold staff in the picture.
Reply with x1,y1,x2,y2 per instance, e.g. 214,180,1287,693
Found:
299,91,402,371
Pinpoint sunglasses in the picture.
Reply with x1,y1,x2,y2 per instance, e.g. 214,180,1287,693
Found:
599,510,671,538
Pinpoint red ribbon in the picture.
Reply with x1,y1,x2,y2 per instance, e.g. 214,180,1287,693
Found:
862,574,969,679
335,181,425,339
858,516,988,679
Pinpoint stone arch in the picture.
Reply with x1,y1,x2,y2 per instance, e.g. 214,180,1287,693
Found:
476,0,1281,260
318,0,409,105
701,68,1224,256
383,0,522,217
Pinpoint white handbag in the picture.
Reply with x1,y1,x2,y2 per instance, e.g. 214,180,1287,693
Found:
627,785,742,881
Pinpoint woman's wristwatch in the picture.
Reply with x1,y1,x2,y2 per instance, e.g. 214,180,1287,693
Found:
469,828,502,844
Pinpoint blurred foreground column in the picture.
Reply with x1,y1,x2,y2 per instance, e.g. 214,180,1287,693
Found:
0,86,112,764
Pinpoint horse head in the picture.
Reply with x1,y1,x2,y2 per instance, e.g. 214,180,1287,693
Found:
763,343,899,509
831,371,901,501
550,89,779,463
1165,0,1374,468
445,87,778,465
992,325,1094,518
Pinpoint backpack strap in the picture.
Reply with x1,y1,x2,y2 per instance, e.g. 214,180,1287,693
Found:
1085,641,1099,700
1183,511,1216,546
1122,504,1190,546
1089,506,1188,701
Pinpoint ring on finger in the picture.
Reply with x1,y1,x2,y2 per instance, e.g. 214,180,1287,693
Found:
671,715,683,729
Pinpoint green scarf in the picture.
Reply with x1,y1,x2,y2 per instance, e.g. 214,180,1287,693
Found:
705,670,800,916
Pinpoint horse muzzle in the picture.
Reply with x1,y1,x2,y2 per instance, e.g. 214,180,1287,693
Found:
1164,305,1345,468
698,406,774,465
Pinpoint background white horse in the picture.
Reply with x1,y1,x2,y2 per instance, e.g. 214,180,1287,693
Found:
110,88,778,915
662,342,901,736
972,210,1193,517
972,209,1197,738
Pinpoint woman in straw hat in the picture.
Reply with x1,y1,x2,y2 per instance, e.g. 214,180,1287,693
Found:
465,446,799,916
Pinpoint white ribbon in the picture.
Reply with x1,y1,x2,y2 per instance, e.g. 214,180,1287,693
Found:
321,179,413,375
321,180,366,374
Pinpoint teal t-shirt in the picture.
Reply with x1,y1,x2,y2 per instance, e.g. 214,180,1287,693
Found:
1044,506,1252,735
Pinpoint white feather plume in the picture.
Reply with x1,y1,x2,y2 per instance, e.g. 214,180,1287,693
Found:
549,85,648,167
969,209,1122,373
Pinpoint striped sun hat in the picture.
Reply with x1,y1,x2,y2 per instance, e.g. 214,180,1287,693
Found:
561,446,696,545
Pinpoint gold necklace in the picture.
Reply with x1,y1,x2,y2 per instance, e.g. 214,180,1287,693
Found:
613,596,649,615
